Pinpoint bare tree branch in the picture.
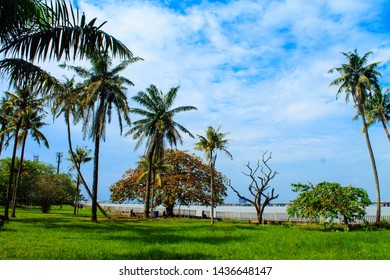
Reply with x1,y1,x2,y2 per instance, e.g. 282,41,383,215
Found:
229,151,279,224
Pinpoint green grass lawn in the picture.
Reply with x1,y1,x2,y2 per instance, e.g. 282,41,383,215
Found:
1,206,390,260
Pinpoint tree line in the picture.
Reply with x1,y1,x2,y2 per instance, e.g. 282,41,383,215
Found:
0,158,75,213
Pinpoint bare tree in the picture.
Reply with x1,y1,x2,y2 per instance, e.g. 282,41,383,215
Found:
229,151,279,224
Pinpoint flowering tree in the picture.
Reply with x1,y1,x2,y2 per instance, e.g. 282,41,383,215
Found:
110,149,228,216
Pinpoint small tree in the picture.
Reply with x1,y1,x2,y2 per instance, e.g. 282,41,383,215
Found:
33,173,75,213
229,151,279,224
67,146,92,215
195,126,232,225
287,181,371,228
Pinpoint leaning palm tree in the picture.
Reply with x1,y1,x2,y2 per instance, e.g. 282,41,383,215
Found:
126,84,197,218
195,125,233,225
329,49,382,223
51,75,110,219
67,146,92,215
0,0,133,95
66,52,139,222
365,88,390,142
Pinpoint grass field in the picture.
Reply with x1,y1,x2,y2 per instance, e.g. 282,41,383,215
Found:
1,206,390,260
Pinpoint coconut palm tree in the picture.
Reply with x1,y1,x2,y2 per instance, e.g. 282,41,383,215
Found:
126,84,197,218
195,125,233,225
365,88,390,142
0,0,133,94
11,106,49,217
66,52,139,222
0,95,13,155
67,146,92,215
328,49,382,223
51,75,110,219
0,87,46,219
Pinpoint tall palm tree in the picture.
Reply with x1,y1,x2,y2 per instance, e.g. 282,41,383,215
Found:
66,52,139,222
0,0,133,96
195,125,233,225
365,88,390,142
67,145,92,215
126,84,197,218
329,49,382,223
11,106,49,217
0,87,45,219
51,75,110,219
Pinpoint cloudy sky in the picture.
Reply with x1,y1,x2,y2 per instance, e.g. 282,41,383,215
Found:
3,0,390,203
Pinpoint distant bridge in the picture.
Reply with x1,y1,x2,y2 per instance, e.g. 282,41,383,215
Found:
223,201,390,207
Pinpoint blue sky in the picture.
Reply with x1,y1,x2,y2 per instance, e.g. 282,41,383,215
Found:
2,0,390,203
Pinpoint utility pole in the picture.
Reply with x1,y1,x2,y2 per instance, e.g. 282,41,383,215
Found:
56,152,63,174
33,155,39,162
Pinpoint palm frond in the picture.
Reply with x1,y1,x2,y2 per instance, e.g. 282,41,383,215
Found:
0,58,62,94
1,0,133,62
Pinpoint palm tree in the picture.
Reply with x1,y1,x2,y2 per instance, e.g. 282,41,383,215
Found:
0,87,46,219
195,126,233,225
66,52,139,222
11,106,49,217
0,0,133,93
329,49,382,223
67,146,92,215
126,84,197,218
51,75,110,219
365,88,390,142
0,95,13,155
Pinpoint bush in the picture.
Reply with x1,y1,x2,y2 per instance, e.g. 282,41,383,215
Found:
287,181,371,228
33,174,75,213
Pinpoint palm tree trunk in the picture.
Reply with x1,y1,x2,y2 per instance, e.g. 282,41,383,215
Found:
210,153,214,225
11,133,27,218
65,114,109,219
0,122,6,155
74,172,81,215
380,116,390,142
151,167,156,212
145,149,154,218
91,134,100,222
3,121,21,220
361,107,381,223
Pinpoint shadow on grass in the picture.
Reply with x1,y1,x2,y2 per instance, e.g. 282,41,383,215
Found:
108,248,211,260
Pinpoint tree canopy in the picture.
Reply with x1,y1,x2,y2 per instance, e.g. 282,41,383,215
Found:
110,149,228,216
287,181,371,228
0,158,75,211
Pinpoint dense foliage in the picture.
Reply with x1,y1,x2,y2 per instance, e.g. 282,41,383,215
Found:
33,173,74,213
0,158,75,212
287,181,371,227
110,149,228,216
